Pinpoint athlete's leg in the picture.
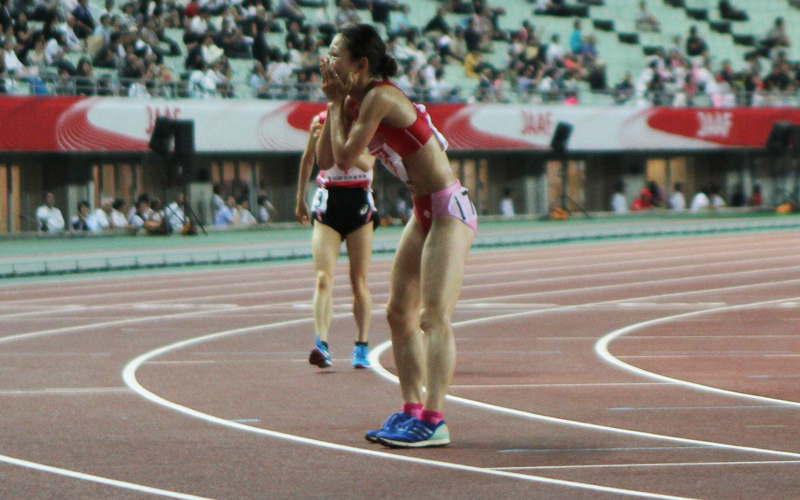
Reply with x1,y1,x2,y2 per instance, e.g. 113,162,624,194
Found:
311,223,342,343
419,216,475,413
344,221,374,343
386,216,426,405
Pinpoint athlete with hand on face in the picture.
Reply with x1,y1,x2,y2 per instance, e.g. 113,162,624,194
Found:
320,24,477,448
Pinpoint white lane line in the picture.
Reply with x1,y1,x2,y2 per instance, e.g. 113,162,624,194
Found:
460,303,560,309
595,296,800,409
146,360,220,365
369,340,800,460
0,352,111,357
0,387,129,396
493,460,800,471
499,446,708,453
450,383,670,389
0,300,307,346
618,354,800,358
458,268,800,306
452,277,800,330
625,335,800,339
4,277,788,499
616,302,727,308
608,406,787,411
121,315,698,500
2,239,799,316
0,454,215,500
1,265,795,498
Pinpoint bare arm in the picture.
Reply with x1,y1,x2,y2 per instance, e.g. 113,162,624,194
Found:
327,92,389,170
315,109,335,170
296,116,322,225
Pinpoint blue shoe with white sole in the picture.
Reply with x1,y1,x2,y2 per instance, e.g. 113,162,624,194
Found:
376,418,450,448
365,412,412,443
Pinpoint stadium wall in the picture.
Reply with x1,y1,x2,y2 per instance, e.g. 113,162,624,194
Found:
1,96,797,233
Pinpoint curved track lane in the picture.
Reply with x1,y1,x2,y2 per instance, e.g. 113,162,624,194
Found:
1,230,799,499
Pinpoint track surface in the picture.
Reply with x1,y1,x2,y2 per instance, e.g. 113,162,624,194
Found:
1,230,799,499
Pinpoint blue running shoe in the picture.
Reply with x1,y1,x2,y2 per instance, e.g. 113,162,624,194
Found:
351,344,370,369
308,338,332,368
365,412,412,443
376,418,450,448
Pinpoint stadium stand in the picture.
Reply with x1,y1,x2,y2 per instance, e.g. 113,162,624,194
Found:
1,0,798,105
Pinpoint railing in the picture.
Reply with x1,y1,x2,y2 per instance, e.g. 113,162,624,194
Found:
3,73,800,107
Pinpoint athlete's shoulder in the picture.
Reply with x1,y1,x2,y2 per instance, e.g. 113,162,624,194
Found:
363,82,412,117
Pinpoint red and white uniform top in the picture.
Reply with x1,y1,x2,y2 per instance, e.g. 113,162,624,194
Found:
315,111,373,189
352,81,448,184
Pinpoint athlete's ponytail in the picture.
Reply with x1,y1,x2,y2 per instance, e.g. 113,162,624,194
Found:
378,53,399,79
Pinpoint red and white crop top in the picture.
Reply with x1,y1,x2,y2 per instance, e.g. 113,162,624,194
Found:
315,111,373,189
353,81,448,183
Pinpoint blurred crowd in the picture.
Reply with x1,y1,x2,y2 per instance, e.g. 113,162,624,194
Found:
35,185,278,235
609,179,765,214
1,0,798,103
620,8,800,107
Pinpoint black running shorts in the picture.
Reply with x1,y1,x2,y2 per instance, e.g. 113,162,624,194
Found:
311,186,378,239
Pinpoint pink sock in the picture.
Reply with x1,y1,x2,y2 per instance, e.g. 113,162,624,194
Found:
402,403,423,419
421,409,443,425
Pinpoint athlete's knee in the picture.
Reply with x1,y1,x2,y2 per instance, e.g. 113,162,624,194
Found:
386,301,414,332
315,270,334,292
349,273,369,296
419,306,449,335
386,303,403,329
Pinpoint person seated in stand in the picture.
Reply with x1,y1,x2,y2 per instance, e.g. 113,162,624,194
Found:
36,191,65,232
422,6,449,36
709,185,726,208
669,182,687,211
630,189,654,211
214,194,237,226
257,194,278,223
686,25,708,60
499,187,515,217
635,1,660,33
730,183,746,207
760,17,791,60
750,184,762,207
235,196,258,226
71,0,96,39
70,200,100,232
111,198,129,228
690,186,710,211
165,193,188,233
610,181,627,213
128,195,155,234
93,196,116,230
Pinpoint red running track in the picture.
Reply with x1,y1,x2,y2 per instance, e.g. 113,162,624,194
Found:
1,230,799,499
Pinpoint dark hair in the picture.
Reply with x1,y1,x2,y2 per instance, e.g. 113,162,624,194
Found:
113,197,125,210
77,200,90,210
338,23,398,79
